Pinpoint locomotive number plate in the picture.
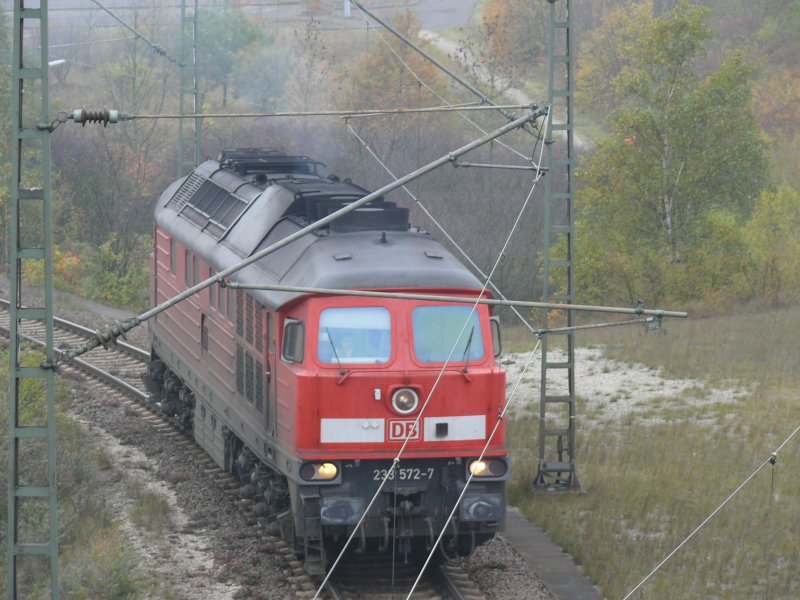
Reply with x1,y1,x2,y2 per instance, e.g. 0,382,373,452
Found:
372,467,435,481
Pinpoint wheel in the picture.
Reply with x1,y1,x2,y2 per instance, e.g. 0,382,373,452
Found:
224,435,236,475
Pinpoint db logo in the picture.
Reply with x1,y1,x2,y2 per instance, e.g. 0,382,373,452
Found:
388,419,419,441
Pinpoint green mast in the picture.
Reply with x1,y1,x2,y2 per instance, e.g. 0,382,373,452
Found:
178,0,201,176
8,0,59,596
536,0,579,491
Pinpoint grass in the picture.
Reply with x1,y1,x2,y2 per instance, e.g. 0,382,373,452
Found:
127,483,175,535
506,303,800,599
0,348,173,598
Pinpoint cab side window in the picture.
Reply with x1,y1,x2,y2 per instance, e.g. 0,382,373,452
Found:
282,319,305,363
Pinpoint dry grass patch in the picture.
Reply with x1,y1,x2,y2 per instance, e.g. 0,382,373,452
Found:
508,304,800,599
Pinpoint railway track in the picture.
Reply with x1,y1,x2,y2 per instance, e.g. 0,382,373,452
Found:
0,300,486,600
0,298,150,399
321,553,486,599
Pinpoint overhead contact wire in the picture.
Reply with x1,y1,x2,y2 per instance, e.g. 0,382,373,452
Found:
622,422,800,600
121,103,533,120
404,163,544,600
345,116,547,337
315,145,545,599
88,0,181,65
61,112,541,375
408,337,542,599
370,23,533,163
348,0,536,134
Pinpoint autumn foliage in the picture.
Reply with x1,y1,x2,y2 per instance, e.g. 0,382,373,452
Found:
572,1,800,312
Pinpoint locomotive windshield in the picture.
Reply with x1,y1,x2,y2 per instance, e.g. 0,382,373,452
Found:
318,307,391,364
412,306,485,363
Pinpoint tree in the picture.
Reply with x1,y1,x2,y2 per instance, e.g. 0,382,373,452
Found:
197,8,264,108
478,0,549,79
286,17,329,113
52,12,172,308
575,2,652,112
574,1,768,306
230,42,288,110
744,185,800,305
454,6,525,99
331,11,448,166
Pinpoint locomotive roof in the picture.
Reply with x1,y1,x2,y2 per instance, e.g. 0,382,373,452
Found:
154,149,483,310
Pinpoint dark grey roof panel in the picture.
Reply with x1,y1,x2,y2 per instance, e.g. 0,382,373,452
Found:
223,186,297,257
285,230,480,288
250,230,481,309
252,218,316,280
153,150,483,311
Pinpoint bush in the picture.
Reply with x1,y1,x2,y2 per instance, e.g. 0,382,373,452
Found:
0,348,152,598
60,527,143,600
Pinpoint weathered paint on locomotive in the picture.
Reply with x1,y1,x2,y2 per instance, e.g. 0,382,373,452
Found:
149,149,508,572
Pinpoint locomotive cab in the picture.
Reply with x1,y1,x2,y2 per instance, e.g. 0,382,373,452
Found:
273,293,508,567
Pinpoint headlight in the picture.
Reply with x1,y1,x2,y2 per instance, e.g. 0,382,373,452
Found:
391,388,419,415
300,462,338,481
468,458,507,478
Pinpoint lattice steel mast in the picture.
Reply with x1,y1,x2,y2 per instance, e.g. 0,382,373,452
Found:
178,0,200,176
7,0,59,597
536,0,579,490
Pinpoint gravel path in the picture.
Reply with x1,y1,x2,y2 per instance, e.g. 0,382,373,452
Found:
500,347,748,425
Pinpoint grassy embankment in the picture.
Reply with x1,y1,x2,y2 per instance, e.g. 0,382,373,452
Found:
0,349,176,599
505,305,800,599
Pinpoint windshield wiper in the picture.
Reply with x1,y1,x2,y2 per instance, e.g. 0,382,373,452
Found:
326,328,346,376
461,326,475,374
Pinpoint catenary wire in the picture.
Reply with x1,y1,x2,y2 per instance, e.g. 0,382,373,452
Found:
112,103,535,120
621,422,800,600
348,0,533,134
87,0,181,65
344,119,545,336
407,336,543,598
403,151,547,600
313,137,547,599
370,22,533,163
60,112,541,361
44,36,137,49
227,285,685,320
57,57,533,122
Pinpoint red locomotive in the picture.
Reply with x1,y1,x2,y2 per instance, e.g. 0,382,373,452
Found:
148,148,508,573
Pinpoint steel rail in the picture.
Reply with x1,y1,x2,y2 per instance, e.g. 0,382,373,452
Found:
437,566,469,600
0,298,149,361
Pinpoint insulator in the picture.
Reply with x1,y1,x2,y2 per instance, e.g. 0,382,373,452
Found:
71,108,119,127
